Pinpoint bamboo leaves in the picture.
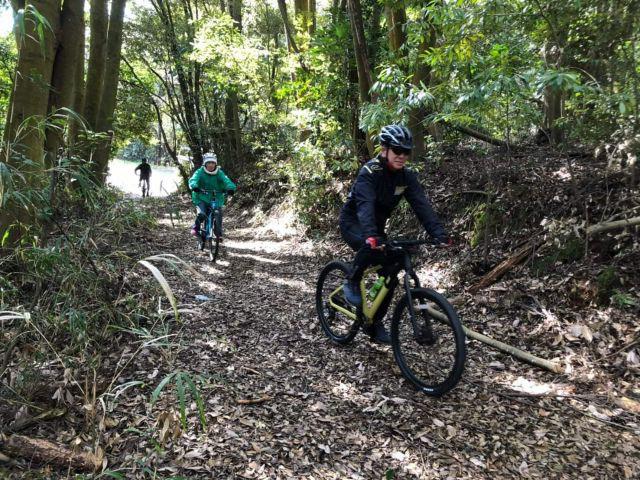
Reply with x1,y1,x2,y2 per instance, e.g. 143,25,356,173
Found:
150,371,207,431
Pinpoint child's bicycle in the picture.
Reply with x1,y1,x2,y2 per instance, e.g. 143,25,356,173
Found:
315,239,466,396
196,192,224,262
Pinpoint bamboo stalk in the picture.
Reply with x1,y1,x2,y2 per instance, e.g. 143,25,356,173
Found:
425,306,564,374
586,216,640,236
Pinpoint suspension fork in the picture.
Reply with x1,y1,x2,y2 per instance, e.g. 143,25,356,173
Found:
402,253,434,340
402,253,421,337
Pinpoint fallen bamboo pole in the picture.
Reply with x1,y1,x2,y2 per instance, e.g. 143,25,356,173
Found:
425,306,564,374
0,434,101,471
586,216,640,236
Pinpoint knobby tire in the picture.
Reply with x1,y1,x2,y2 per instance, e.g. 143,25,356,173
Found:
316,261,360,344
391,288,465,396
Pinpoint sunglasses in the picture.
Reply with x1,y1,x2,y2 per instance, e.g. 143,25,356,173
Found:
390,146,411,156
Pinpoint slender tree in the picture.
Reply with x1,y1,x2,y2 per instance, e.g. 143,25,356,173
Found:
92,0,128,180
346,0,375,156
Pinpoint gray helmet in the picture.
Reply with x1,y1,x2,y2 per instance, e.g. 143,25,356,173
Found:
203,152,217,165
379,125,413,150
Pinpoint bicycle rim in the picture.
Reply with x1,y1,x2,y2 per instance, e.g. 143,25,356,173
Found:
315,261,360,344
391,288,465,396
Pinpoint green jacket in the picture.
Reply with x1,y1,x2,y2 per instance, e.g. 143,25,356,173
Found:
188,167,236,207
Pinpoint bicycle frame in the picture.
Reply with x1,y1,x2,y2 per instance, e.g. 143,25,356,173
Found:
327,248,424,332
202,201,220,240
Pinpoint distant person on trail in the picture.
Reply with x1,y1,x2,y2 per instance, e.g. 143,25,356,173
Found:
339,124,450,344
135,158,152,194
189,152,236,240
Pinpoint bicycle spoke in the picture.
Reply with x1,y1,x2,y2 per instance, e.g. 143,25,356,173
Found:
316,261,360,344
391,289,465,395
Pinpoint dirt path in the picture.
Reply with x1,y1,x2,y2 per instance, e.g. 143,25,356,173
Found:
105,203,638,479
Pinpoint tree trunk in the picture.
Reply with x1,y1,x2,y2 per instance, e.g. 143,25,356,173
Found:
408,19,439,160
385,3,406,52
44,0,85,169
277,0,301,54
3,0,61,168
83,0,108,130
151,0,203,170
308,0,316,35
0,0,61,243
92,0,128,182
225,0,242,174
68,26,86,151
347,0,375,156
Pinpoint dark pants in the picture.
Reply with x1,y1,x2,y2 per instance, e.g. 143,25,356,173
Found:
340,221,386,283
195,201,223,237
340,221,396,322
139,176,150,190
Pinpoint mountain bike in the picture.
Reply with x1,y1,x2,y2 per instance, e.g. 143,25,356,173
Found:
196,193,224,262
315,239,466,396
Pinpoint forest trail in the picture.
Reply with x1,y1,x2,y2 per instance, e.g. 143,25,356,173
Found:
103,199,638,479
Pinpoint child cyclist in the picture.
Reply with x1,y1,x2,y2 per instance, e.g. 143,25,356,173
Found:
189,152,237,240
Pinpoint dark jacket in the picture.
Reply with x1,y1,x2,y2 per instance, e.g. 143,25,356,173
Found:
135,162,152,178
339,157,446,241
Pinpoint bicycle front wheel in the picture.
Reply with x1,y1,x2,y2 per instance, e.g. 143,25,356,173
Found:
209,216,220,262
391,288,465,396
210,237,220,262
316,261,360,344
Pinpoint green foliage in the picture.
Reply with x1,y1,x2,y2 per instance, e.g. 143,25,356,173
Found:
114,64,156,148
596,266,620,305
532,236,585,276
469,201,503,248
611,291,639,309
0,34,16,127
119,139,155,162
151,371,207,430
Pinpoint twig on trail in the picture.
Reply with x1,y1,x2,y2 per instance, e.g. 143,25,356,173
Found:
1,408,67,434
604,334,640,359
468,239,543,293
467,377,638,432
239,366,261,376
237,395,272,405
560,400,639,432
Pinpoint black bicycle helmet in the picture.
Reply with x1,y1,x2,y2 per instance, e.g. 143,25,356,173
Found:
379,124,413,149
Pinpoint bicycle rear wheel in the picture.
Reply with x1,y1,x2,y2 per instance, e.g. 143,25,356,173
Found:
391,288,465,396
316,261,360,344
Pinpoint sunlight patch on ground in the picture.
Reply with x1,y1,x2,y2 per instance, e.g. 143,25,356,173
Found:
552,167,573,181
495,374,575,396
250,270,311,292
416,261,455,290
227,251,282,264
198,263,228,275
197,280,222,291
267,276,311,292
224,238,288,254
257,209,298,237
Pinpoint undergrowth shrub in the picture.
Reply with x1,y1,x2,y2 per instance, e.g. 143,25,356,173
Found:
0,186,160,403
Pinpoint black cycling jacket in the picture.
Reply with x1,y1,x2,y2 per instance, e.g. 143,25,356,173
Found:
339,156,446,241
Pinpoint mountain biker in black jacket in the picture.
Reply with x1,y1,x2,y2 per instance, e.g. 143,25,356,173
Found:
339,124,449,343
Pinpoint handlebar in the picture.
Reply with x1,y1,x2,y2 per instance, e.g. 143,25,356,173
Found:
385,239,432,248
